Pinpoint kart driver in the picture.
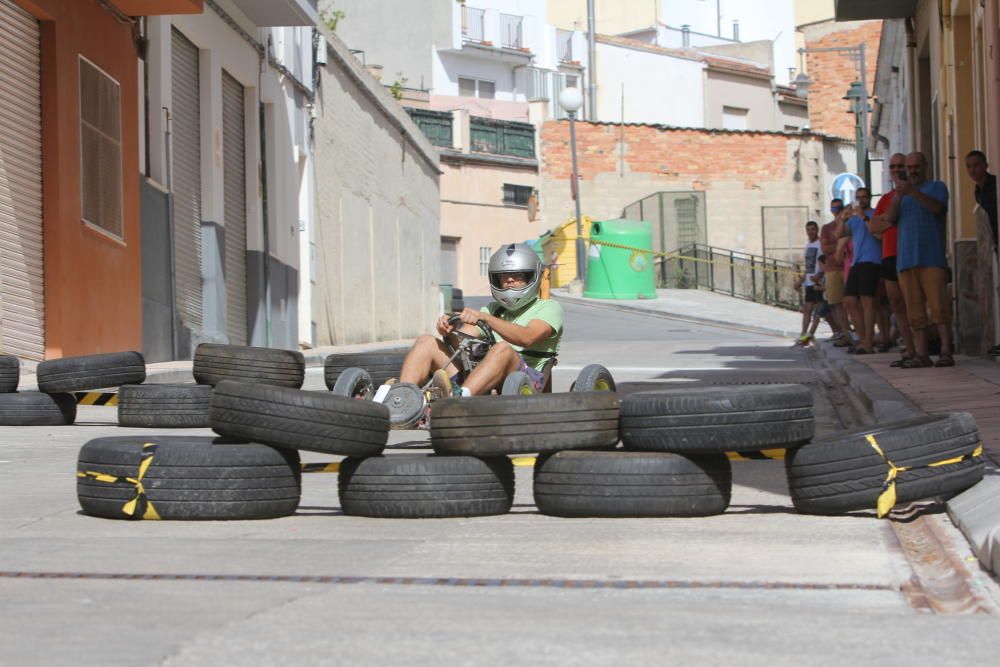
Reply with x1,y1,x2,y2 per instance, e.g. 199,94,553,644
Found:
398,243,564,397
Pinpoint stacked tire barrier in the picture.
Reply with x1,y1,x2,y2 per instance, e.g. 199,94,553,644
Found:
58,343,986,523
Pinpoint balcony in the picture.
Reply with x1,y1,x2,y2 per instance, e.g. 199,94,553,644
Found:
111,0,202,15
500,13,523,49
229,0,318,26
459,5,533,57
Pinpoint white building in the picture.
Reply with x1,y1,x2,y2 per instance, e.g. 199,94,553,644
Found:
325,0,589,121
142,0,317,358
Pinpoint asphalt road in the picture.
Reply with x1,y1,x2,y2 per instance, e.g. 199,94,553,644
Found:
1,301,999,666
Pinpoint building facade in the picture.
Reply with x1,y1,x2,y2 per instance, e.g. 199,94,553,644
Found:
0,0,202,363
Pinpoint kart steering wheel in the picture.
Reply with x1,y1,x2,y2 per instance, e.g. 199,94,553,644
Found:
447,314,495,347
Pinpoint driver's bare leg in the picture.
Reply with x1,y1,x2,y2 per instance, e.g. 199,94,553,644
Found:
399,335,460,384
461,342,521,395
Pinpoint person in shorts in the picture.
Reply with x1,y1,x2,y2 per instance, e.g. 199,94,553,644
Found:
794,221,822,346
839,187,881,354
399,243,563,395
820,199,851,344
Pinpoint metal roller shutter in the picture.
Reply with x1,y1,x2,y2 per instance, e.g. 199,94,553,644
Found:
222,71,247,345
170,28,202,333
0,0,43,360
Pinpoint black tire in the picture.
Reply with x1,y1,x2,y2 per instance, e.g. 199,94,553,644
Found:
534,451,731,517
323,351,408,390
431,393,620,456
193,343,305,388
338,454,514,518
572,364,616,392
621,384,814,454
0,355,18,393
210,380,389,456
0,392,76,425
786,413,985,515
36,351,145,394
330,367,375,399
117,384,213,428
77,436,300,521
501,371,535,395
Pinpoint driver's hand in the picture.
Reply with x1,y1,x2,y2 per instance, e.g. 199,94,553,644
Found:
458,308,484,326
436,315,454,337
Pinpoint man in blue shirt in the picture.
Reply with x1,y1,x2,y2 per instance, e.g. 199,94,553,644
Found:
883,152,952,367
838,187,881,354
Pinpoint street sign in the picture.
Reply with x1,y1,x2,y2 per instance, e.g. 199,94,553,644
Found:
831,172,866,204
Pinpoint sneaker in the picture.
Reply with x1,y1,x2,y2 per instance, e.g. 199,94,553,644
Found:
430,369,463,399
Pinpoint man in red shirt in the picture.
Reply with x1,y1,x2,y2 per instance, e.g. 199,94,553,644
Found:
869,153,914,365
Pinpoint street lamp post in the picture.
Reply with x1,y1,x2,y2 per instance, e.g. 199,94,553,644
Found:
558,86,586,284
793,43,870,187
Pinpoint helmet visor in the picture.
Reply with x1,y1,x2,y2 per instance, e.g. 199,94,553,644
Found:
489,270,535,290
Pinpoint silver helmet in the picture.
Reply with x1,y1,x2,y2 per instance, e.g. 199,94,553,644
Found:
488,243,543,311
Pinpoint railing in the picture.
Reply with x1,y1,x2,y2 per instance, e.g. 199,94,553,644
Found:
469,117,535,158
556,28,574,62
500,13,523,49
657,243,802,310
405,108,453,148
462,5,485,43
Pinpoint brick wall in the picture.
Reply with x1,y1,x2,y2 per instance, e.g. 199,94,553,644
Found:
803,19,882,140
540,120,856,257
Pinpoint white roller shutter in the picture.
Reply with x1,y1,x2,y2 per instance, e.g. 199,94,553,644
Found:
170,28,202,333
0,0,43,360
222,71,247,345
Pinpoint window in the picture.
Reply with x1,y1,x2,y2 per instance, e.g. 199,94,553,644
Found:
784,124,800,132
459,76,495,99
480,247,492,275
503,184,534,206
721,106,749,131
79,57,123,238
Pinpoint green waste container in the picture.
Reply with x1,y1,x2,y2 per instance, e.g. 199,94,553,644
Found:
583,219,657,300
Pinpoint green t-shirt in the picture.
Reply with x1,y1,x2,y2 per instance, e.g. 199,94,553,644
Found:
481,298,563,371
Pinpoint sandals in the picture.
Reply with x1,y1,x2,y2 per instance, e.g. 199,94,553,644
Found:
934,353,955,368
899,356,933,369
889,356,913,368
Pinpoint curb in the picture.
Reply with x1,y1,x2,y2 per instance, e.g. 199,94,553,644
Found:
550,292,799,339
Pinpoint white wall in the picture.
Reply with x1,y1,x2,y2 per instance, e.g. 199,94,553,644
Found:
657,0,796,84
595,42,705,126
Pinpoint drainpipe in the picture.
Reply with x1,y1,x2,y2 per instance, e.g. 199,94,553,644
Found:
905,18,918,151
586,0,597,120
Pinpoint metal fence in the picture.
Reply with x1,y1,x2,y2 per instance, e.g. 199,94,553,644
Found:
462,5,485,42
621,191,708,254
500,13,523,48
658,244,802,310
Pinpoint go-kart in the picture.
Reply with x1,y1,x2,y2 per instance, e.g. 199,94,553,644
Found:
330,315,615,429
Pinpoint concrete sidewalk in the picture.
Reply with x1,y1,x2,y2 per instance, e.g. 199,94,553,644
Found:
552,287,803,339
16,339,415,392
553,288,1000,577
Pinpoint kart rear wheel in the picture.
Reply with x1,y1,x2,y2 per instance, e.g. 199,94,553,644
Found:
501,371,535,395
571,364,616,392
331,367,375,400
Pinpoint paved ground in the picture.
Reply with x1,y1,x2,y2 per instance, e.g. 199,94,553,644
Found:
2,300,1000,665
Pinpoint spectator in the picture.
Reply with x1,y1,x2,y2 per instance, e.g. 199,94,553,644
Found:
804,254,837,343
820,199,852,344
965,150,1000,356
794,221,822,346
869,153,916,365
883,152,952,368
838,187,881,354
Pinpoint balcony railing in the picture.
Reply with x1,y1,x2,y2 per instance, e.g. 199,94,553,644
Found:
556,28,574,62
462,5,485,43
470,117,535,159
405,108,453,148
500,13,523,49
